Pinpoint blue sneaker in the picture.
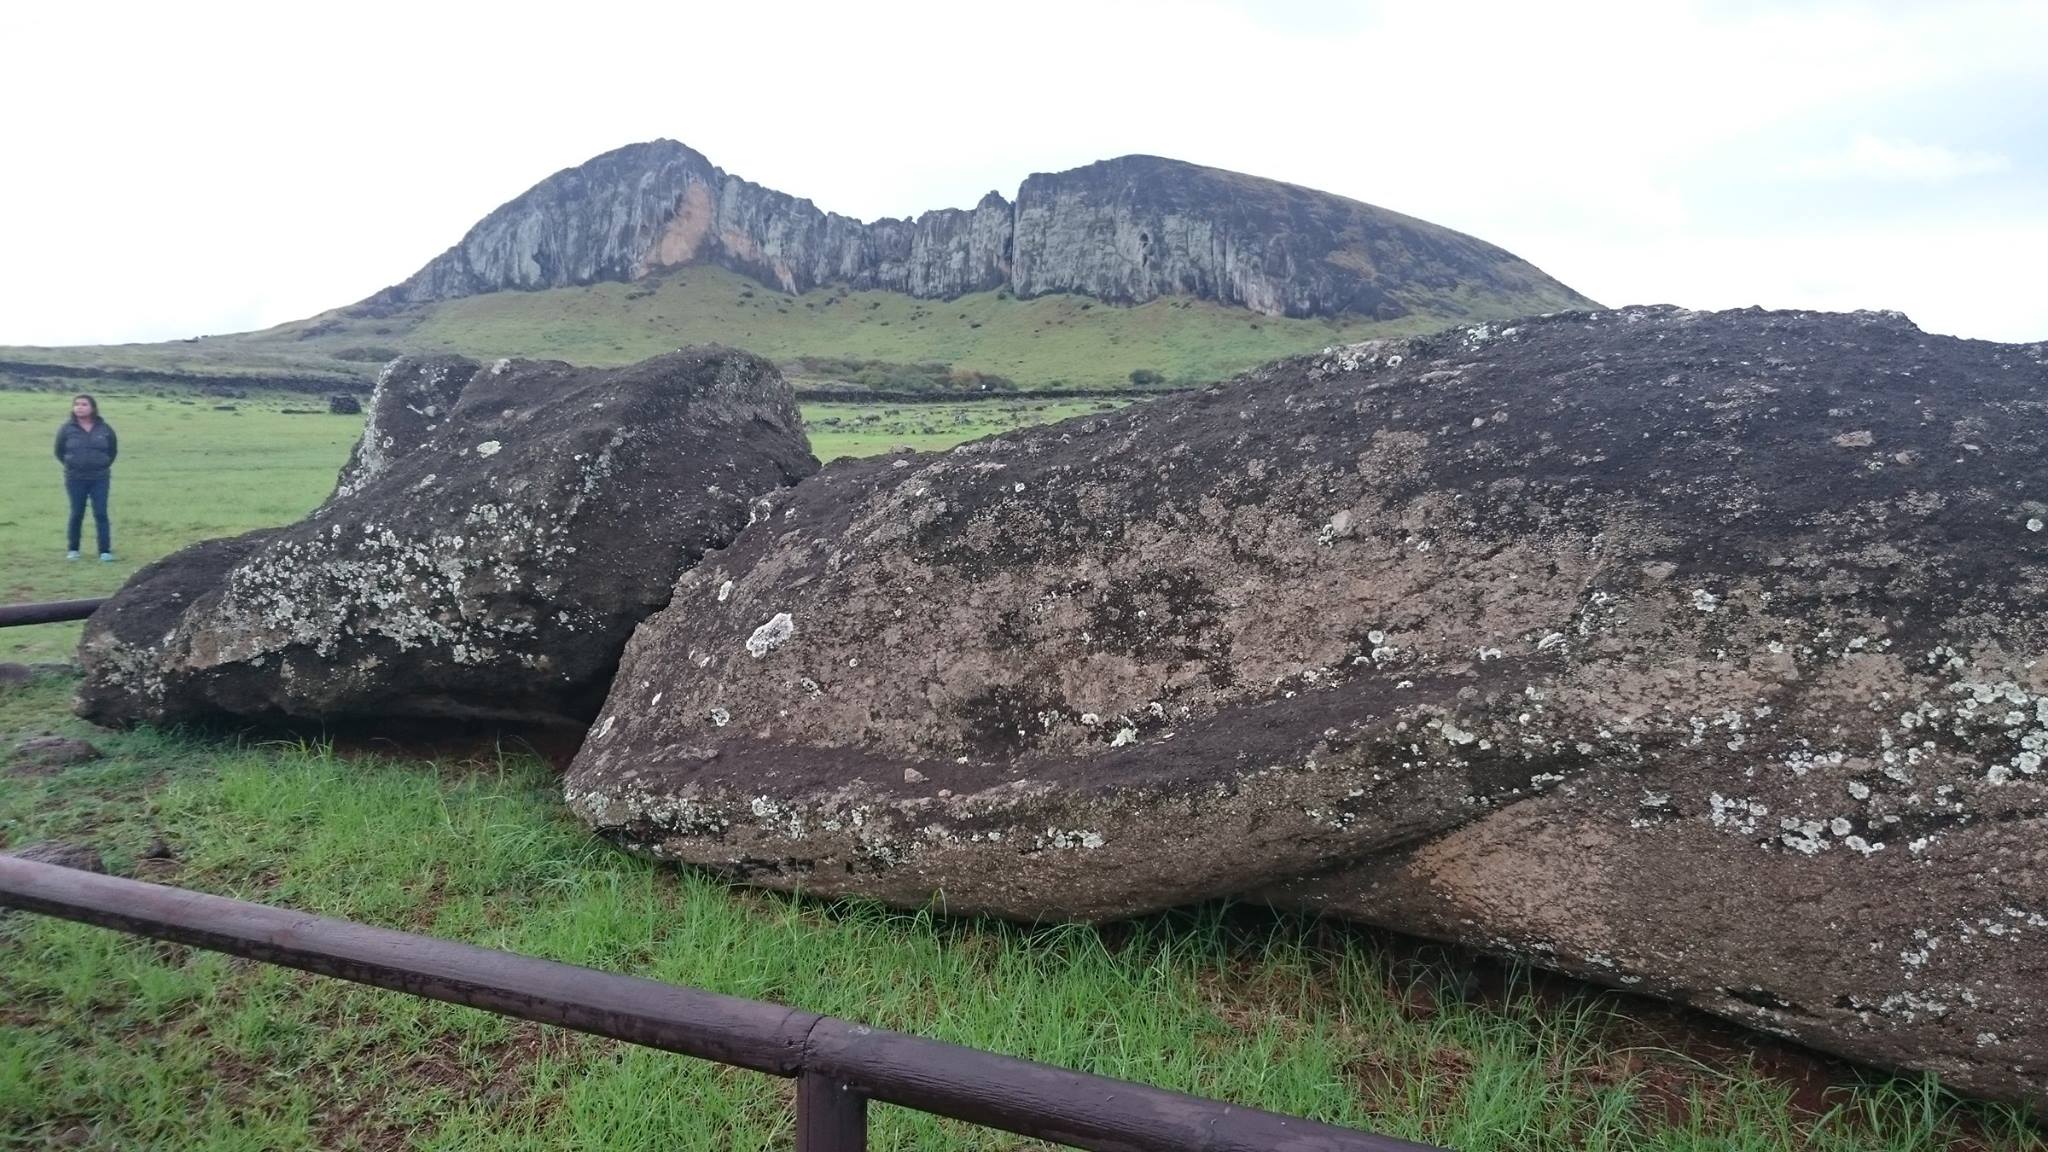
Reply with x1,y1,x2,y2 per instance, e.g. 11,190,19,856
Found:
66,550,80,561
99,552,115,563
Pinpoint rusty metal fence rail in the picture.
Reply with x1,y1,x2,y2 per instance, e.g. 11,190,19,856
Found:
0,597,105,628
0,590,1439,1151
0,859,1436,1151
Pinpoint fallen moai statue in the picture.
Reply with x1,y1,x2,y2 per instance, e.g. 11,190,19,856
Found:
77,347,818,727
566,306,2048,1106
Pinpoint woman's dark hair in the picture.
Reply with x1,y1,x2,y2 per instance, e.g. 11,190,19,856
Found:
71,393,99,420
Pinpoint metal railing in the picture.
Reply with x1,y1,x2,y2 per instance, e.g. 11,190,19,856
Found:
0,593,1441,1152
0,858,1434,1151
0,597,1437,1149
0,597,105,627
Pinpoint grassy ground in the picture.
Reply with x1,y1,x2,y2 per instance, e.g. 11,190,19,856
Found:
0,392,364,664
0,264,1539,393
805,397,1125,459
2,673,2040,1151
0,390,1113,663
2,386,2042,1149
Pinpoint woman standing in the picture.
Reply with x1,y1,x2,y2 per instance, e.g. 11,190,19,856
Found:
53,393,117,562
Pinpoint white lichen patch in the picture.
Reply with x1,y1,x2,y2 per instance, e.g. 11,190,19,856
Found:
476,440,502,458
1438,722,1479,745
746,613,795,658
1710,793,1768,835
1779,817,1828,855
1039,828,1106,851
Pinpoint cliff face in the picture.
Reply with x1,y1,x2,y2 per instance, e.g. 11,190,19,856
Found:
371,140,1589,320
1011,156,1571,318
375,141,1012,305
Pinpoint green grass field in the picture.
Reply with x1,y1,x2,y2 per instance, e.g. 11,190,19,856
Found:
0,390,1123,664
0,263,1584,394
804,397,1124,458
0,392,364,663
1,388,2042,1149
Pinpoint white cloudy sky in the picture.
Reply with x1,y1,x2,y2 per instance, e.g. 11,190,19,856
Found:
2,0,2042,346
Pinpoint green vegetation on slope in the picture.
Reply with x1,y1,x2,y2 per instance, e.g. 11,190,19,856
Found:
389,267,1449,387
2,673,2037,1151
1,263,1593,393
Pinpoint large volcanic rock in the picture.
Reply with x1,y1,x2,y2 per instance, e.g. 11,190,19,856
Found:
77,348,817,727
566,306,2048,1105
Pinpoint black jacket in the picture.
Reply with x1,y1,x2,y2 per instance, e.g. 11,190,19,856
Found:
54,419,118,475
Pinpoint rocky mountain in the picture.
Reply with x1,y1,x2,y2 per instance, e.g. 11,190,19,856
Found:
369,140,1591,322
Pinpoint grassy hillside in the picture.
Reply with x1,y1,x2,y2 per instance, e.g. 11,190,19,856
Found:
0,265,1591,393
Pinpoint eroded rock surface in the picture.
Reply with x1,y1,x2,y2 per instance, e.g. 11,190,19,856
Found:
367,139,1592,322
78,348,817,727
567,306,2048,1105
8,737,103,773
1008,155,1584,318
334,354,476,498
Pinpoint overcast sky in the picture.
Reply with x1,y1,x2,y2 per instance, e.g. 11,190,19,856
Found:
3,0,2042,346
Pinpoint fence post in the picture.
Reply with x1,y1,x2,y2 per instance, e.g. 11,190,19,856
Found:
797,1071,867,1152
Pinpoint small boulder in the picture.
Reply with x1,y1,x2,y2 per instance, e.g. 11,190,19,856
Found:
328,393,363,415
4,841,105,873
8,736,102,773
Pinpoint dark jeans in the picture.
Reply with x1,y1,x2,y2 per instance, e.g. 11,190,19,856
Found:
65,472,111,555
